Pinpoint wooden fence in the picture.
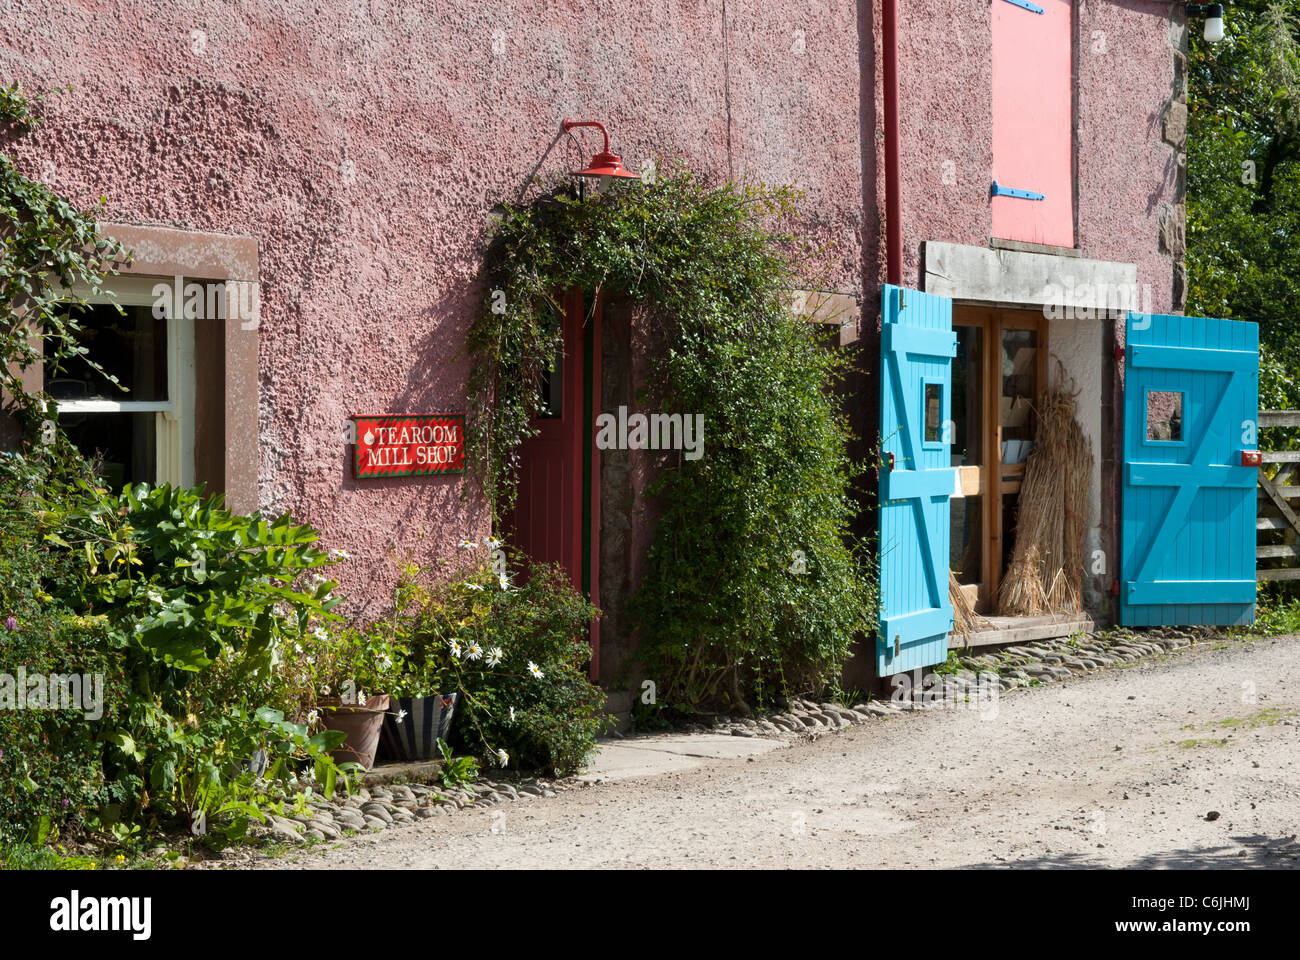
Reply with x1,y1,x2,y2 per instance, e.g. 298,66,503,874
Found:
1257,410,1300,581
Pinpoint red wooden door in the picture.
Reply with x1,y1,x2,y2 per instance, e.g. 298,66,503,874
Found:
506,289,600,675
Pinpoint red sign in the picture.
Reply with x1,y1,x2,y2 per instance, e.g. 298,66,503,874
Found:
352,414,465,478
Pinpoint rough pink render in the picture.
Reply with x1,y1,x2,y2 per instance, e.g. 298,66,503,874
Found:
1,1,1178,618
0,1,864,615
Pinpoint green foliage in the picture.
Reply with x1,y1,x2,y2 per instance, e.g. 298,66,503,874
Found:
48,481,342,677
1,83,129,432
388,548,609,775
436,739,479,788
281,620,406,717
1187,4,1300,602
1244,581,1300,635
1,842,101,870
1187,2,1300,445
929,651,963,677
468,169,874,712
0,450,123,844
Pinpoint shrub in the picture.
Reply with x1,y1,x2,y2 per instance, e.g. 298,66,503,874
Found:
468,170,876,713
5,453,356,837
389,545,609,775
0,450,123,843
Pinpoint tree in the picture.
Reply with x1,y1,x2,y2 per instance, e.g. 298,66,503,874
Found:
1186,2,1300,414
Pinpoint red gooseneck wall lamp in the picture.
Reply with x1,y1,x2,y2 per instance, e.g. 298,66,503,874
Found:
560,118,639,184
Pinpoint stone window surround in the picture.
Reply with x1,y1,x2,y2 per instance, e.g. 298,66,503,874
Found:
99,222,259,513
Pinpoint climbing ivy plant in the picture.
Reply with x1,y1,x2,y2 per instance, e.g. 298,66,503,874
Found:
1,83,127,439
468,168,875,710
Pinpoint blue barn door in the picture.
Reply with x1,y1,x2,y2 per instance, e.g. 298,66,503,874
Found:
878,284,957,675
1120,312,1259,626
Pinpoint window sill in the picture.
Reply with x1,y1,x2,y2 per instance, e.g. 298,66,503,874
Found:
990,237,1082,259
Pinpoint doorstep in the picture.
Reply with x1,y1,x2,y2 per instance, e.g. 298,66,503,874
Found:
949,613,1094,650
362,759,443,787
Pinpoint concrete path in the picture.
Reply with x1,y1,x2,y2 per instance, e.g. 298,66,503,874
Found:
577,733,788,782
259,632,1300,869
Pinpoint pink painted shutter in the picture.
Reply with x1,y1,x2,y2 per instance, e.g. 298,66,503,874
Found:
991,0,1074,247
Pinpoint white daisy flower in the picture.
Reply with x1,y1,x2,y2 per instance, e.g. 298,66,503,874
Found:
358,691,368,706
485,536,502,550
527,661,544,679
498,573,511,590
306,709,319,725
465,642,483,661
486,646,503,667
459,539,477,550
320,684,331,696
465,582,485,592
330,548,350,559
312,627,328,642
449,639,462,659
394,709,408,722
496,748,509,767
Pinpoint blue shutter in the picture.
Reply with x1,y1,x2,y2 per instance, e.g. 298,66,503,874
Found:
878,285,957,674
1120,312,1259,626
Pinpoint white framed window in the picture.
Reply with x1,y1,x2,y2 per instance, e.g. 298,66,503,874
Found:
48,276,195,489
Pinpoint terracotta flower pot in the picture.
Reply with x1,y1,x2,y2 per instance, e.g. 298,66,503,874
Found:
319,693,391,769
379,693,459,762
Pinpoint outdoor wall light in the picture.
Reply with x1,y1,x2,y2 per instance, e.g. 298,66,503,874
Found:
1187,3,1226,43
560,118,639,185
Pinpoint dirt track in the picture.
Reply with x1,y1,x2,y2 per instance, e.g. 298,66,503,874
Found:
258,633,1300,869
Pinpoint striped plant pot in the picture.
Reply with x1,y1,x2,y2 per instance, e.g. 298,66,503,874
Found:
378,693,459,762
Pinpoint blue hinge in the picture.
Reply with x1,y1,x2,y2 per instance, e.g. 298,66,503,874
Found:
991,180,1045,200
1000,0,1045,12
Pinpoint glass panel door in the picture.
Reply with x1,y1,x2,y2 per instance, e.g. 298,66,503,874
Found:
992,310,1046,604
950,307,1047,613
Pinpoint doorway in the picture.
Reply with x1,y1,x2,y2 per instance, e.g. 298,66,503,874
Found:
505,289,602,675
948,306,1048,614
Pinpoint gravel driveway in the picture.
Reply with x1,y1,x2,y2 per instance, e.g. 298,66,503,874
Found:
258,632,1300,869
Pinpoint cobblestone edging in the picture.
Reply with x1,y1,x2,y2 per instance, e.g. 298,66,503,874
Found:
683,626,1224,739
209,626,1227,863
204,775,575,863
